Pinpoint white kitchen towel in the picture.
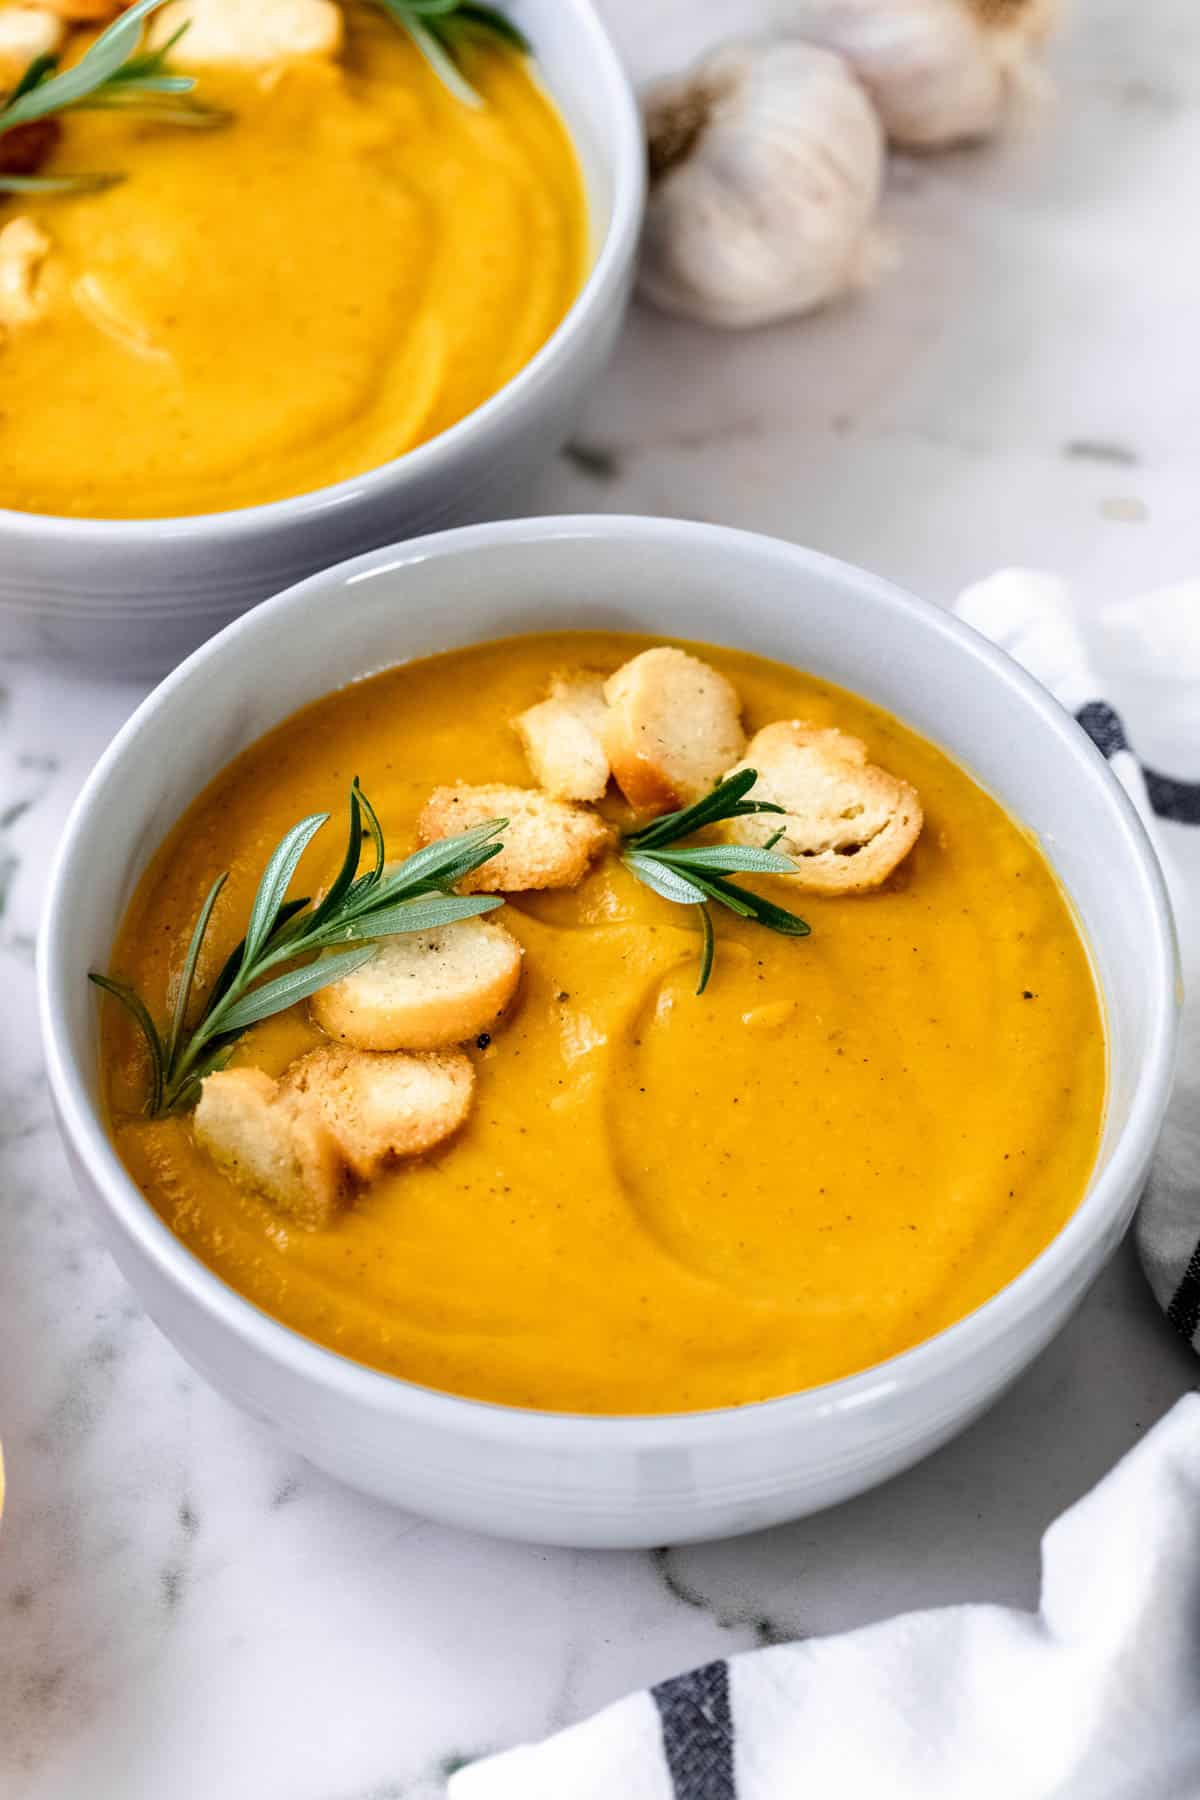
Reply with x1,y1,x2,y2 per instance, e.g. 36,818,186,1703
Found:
954,570,1200,1340
452,569,1200,1800
454,1400,1200,1800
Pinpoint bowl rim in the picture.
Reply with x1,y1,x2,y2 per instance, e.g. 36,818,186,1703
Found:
38,515,1182,1449
0,0,645,545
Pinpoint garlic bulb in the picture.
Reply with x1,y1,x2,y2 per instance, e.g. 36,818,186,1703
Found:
639,41,885,331
779,0,1059,150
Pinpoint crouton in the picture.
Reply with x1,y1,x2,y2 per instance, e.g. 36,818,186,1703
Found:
194,1067,347,1229
724,721,923,894
0,118,59,182
513,670,610,802
0,8,64,81
603,646,744,815
283,1045,474,1180
0,216,50,329
310,916,523,1052
147,0,343,63
417,784,610,893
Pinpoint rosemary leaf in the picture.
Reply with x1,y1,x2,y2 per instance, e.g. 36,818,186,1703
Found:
697,874,812,936
0,171,120,194
396,7,482,107
684,871,757,920
0,0,230,193
695,903,715,996
215,945,379,1035
369,0,528,107
365,816,506,899
451,4,530,52
88,973,166,1115
242,812,329,968
307,781,364,931
0,0,180,132
356,780,386,885
90,782,508,1118
620,770,810,991
166,870,227,1068
625,769,785,850
208,895,311,1010
652,843,797,876
623,851,706,907
78,97,231,128
168,1039,236,1115
7,53,57,107
330,892,503,940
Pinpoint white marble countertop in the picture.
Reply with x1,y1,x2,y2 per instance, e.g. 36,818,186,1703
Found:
2,2,1198,1794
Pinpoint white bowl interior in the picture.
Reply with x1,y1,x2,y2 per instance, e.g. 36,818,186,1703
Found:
38,518,1179,1540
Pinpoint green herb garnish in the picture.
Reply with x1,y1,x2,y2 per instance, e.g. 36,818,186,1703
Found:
90,780,507,1118
369,0,530,108
621,769,811,995
0,0,230,197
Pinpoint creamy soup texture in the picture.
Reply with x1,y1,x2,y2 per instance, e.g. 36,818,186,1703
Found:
103,634,1106,1413
0,10,586,518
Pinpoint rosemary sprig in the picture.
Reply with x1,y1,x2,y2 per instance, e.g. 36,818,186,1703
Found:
622,769,811,995
369,0,529,108
0,0,230,197
91,780,507,1118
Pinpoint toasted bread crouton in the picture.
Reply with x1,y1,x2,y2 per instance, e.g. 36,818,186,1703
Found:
513,671,610,802
0,217,50,329
0,8,64,81
0,118,60,182
147,0,343,63
310,916,523,1052
194,1067,347,1229
284,1045,474,1180
417,785,610,893
602,646,744,815
724,721,923,894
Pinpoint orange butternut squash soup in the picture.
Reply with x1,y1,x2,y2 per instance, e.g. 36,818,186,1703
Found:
0,3,586,519
98,633,1106,1413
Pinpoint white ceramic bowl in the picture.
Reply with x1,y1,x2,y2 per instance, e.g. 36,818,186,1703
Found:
39,517,1180,1548
0,1,643,678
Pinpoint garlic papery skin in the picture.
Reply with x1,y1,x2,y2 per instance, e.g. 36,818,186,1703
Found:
639,41,885,331
778,0,1059,150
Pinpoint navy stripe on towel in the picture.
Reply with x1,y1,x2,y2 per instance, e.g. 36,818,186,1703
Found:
1076,702,1200,824
1144,769,1200,826
653,1660,736,1800
1076,700,1130,760
1167,1236,1200,1345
